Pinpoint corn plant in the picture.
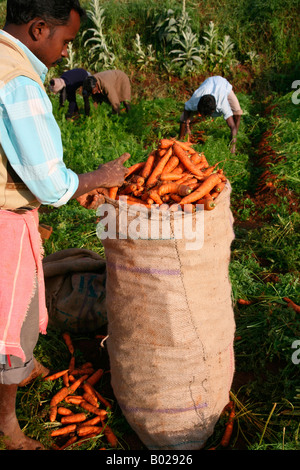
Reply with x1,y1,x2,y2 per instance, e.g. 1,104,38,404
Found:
82,0,115,71
133,34,156,70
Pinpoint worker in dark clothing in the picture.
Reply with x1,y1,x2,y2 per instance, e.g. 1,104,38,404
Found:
82,70,131,116
49,67,91,118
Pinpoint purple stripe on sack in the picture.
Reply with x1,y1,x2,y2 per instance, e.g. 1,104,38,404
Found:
119,401,208,414
106,260,180,276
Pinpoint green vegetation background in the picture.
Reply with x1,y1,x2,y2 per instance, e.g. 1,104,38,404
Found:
0,0,299,451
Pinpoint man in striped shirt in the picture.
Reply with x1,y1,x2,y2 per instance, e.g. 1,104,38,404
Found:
0,0,129,450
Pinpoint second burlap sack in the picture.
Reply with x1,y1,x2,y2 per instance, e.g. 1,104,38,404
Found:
98,182,236,450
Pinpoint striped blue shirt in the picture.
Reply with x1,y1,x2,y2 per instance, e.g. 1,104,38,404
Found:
0,30,79,207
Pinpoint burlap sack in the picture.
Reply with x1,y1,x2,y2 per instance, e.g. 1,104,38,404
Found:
43,248,107,333
98,182,235,450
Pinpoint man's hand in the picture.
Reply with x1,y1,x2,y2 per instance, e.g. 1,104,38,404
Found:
72,153,131,201
96,153,131,188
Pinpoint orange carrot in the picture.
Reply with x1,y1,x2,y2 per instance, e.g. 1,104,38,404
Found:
175,173,195,184
79,400,108,418
158,183,191,197
146,147,173,187
195,197,216,211
190,153,203,164
173,143,205,176
57,407,73,416
200,162,221,177
125,162,145,178
160,172,185,181
58,436,78,450
69,374,89,392
44,369,69,381
50,387,72,408
83,383,112,410
68,356,75,373
104,426,118,447
64,396,83,405
174,140,193,151
283,298,300,313
78,416,102,427
220,407,235,447
170,194,182,203
86,369,104,386
237,299,252,305
149,190,163,205
140,152,156,179
77,426,103,437
49,405,58,422
161,156,180,175
61,413,87,424
82,382,99,401
62,372,69,387
51,424,77,437
71,368,95,376
159,138,174,149
180,173,222,204
82,392,99,408
62,332,74,355
80,362,94,370
108,186,118,200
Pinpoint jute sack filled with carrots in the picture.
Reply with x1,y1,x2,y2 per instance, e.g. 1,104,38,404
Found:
95,139,236,450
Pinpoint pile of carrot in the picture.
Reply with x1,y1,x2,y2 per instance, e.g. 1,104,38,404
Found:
45,332,117,450
103,138,227,212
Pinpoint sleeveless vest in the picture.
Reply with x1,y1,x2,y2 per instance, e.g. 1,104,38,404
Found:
0,34,46,210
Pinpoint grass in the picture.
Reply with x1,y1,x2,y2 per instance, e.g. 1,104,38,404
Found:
0,0,299,452
26,84,300,451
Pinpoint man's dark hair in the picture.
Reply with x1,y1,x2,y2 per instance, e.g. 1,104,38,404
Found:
82,76,97,96
197,94,216,116
5,0,85,26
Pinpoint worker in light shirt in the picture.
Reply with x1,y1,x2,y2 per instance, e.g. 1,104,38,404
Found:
179,76,243,154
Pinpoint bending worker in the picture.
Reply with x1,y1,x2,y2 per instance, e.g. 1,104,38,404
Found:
179,75,243,153
82,69,131,116
49,67,91,119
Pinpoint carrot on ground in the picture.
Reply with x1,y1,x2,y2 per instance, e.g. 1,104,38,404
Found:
64,396,83,405
82,392,99,408
61,413,87,424
44,369,69,381
104,426,118,447
57,407,73,416
58,436,78,450
62,332,74,355
86,368,104,386
79,400,108,418
50,387,72,408
49,406,58,422
51,424,77,437
94,389,113,410
68,356,75,373
69,374,89,393
77,426,103,437
283,298,300,314
220,407,235,447
180,173,222,204
78,416,102,427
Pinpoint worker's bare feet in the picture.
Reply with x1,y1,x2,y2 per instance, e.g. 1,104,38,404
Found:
0,419,44,450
